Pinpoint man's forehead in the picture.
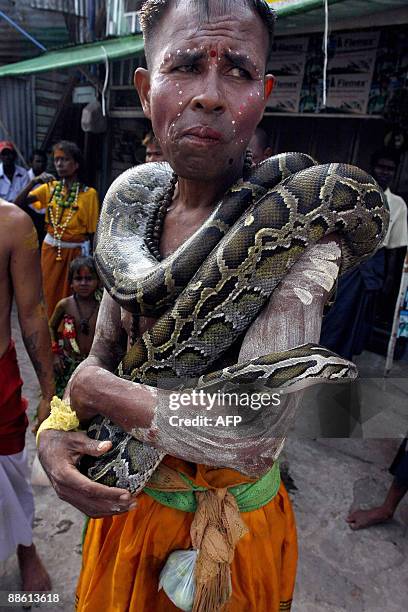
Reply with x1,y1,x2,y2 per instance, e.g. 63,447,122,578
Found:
376,159,396,168
153,1,268,64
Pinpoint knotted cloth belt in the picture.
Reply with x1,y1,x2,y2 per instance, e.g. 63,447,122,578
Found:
144,463,281,612
44,233,91,256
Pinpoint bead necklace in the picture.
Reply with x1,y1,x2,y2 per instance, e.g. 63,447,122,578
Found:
145,173,178,261
47,179,80,262
136,151,254,345
74,294,98,335
144,150,254,261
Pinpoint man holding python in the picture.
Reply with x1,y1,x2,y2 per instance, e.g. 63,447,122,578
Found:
38,1,388,611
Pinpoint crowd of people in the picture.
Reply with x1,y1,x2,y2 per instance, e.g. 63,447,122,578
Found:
0,0,407,609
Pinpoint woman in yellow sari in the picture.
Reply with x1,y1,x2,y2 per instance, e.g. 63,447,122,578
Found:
15,141,99,318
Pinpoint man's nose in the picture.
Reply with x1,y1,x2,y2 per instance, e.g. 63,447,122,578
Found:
191,72,225,114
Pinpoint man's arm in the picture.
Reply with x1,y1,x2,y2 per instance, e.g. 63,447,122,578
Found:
38,238,342,515
14,173,55,208
132,236,343,474
38,291,136,517
11,211,55,423
63,238,343,463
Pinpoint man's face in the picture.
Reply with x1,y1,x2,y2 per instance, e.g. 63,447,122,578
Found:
53,149,79,179
32,154,47,176
373,158,396,191
136,0,274,181
71,266,99,299
0,148,16,171
145,140,165,163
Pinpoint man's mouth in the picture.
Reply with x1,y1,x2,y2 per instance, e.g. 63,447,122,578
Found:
182,126,223,145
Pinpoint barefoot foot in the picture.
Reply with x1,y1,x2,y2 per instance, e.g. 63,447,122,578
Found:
346,506,393,530
17,544,52,592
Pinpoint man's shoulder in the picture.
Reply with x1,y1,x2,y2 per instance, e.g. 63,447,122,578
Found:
0,198,34,238
14,164,28,175
387,190,407,209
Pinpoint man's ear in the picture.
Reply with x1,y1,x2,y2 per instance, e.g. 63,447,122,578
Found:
264,74,275,101
264,146,273,159
135,68,151,118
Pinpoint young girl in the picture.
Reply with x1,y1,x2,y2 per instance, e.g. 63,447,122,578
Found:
49,256,100,397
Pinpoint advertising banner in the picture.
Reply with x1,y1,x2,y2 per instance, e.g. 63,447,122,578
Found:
267,37,308,112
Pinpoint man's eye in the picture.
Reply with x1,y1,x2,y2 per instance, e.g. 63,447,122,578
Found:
176,64,199,73
228,67,251,79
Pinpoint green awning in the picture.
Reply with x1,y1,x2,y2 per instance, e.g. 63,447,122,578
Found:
0,0,406,78
272,0,408,35
0,35,144,78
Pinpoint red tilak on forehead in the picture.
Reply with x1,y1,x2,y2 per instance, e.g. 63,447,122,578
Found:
210,49,217,58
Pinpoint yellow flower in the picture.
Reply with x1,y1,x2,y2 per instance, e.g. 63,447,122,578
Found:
36,396,80,446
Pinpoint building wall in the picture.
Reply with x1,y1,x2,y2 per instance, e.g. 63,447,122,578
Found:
0,77,35,162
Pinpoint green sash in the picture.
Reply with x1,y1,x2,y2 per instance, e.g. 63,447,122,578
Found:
144,462,281,513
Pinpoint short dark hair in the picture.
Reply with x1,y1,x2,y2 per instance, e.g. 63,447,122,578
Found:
69,256,98,283
371,148,400,168
142,130,159,147
30,149,47,162
139,0,275,66
52,140,85,182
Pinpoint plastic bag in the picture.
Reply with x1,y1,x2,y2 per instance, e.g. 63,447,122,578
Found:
159,549,198,611
81,100,107,134
31,453,51,487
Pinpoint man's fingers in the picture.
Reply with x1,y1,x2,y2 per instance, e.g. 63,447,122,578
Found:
67,431,113,456
58,463,131,505
83,439,113,456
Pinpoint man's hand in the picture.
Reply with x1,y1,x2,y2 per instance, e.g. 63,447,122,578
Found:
31,397,52,434
38,430,137,517
34,172,55,185
53,353,65,374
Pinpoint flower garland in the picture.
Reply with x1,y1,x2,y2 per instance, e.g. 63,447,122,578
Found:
47,180,80,261
62,314,81,354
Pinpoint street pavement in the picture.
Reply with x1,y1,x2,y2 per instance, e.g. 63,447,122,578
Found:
0,308,407,611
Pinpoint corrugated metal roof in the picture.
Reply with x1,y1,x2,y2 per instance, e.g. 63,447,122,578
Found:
29,0,85,15
0,2,70,64
0,76,35,160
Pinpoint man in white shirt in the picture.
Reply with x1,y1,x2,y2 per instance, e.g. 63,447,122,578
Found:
372,152,408,250
27,149,48,182
0,141,30,203
372,150,408,324
26,149,50,245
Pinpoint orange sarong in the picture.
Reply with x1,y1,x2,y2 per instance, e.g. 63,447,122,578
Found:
30,182,100,318
41,239,84,319
76,459,297,612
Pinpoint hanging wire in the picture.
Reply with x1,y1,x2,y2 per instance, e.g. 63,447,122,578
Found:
101,46,110,117
322,0,329,108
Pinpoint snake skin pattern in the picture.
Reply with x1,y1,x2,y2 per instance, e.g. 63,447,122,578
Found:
82,153,389,493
